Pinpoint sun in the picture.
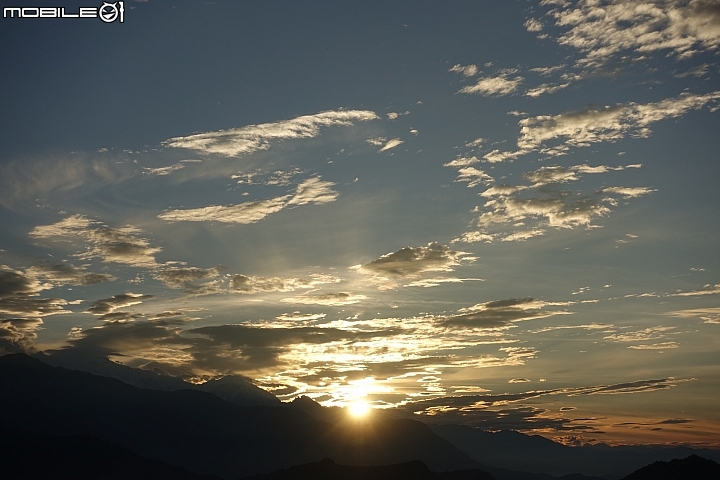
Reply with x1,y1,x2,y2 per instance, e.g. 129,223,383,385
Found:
348,400,371,417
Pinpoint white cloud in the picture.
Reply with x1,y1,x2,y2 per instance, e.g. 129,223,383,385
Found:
459,73,524,96
525,82,570,97
549,0,720,66
287,177,339,206
405,277,484,288
627,342,679,350
502,229,546,242
455,167,494,187
443,156,480,167
487,91,720,161
163,110,378,157
449,64,479,77
158,196,289,224
159,176,339,224
451,231,495,244
378,138,404,152
524,18,543,32
601,186,656,198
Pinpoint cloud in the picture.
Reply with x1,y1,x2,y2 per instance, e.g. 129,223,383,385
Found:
276,312,327,322
484,91,720,161
604,326,676,343
30,215,161,267
405,277,484,288
404,378,693,423
153,266,225,295
459,72,524,96
478,190,613,229
668,284,720,297
0,155,136,209
524,18,543,32
0,317,43,354
281,292,366,306
0,297,70,319
26,262,115,286
0,265,47,297
60,319,398,373
501,229,546,242
231,273,339,294
378,138,404,152
509,378,531,383
286,177,339,205
0,265,71,320
627,342,679,350
665,307,720,324
601,186,657,198
525,82,570,98
353,243,475,280
86,292,156,315
443,156,480,167
454,163,654,243
142,162,187,176
451,232,495,244
449,64,479,77
441,298,572,329
455,167,494,188
162,110,378,157
158,196,289,224
159,176,339,224
547,0,720,66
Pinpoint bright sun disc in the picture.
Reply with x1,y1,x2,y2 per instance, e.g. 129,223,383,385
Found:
348,400,370,417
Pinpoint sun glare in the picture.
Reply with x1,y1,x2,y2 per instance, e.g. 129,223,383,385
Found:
348,400,371,417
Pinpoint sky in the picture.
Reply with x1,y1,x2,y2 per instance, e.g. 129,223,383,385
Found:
1,0,720,447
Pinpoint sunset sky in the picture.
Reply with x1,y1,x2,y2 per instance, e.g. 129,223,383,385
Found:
2,0,720,447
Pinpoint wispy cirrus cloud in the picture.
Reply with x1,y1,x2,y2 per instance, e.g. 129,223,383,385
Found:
158,176,338,224
163,110,378,157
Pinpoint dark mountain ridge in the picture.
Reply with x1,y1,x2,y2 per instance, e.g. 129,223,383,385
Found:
240,457,495,480
36,349,281,407
0,353,480,479
430,424,720,479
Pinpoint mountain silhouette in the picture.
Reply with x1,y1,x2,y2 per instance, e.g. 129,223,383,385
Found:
621,454,720,479
0,427,221,480
37,350,281,407
240,457,495,480
0,354,480,479
430,424,720,478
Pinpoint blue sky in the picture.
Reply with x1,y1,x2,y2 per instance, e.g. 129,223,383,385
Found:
2,0,720,446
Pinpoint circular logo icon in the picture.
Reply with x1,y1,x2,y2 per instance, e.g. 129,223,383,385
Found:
99,2,118,22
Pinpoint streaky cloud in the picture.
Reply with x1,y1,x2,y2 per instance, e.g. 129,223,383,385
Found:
163,110,378,157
